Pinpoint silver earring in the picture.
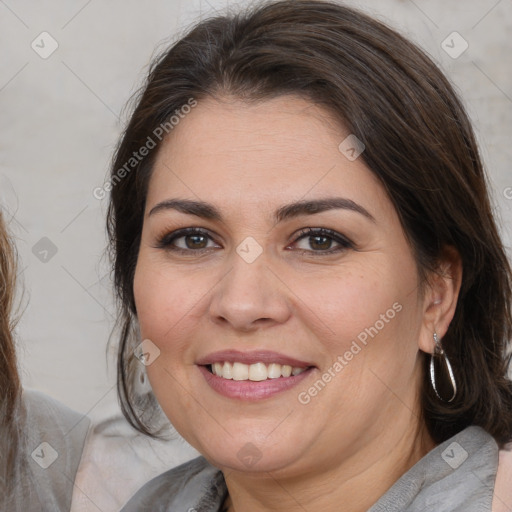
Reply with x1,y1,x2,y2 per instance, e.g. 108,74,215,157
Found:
429,332,457,403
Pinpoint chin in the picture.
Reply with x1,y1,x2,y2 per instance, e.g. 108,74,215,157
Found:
207,450,300,475
189,432,310,476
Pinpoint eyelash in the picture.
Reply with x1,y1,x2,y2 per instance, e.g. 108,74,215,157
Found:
155,227,354,256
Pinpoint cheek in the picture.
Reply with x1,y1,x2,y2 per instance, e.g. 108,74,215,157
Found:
133,255,222,369
291,259,421,386
133,262,200,414
290,261,403,346
133,260,191,348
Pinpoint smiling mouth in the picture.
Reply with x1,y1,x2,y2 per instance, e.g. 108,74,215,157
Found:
206,361,311,381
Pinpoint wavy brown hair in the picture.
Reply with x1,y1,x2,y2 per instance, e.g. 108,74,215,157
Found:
107,0,512,447
0,210,22,496
0,209,20,420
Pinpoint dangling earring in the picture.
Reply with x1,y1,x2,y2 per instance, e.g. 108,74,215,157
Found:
429,332,457,402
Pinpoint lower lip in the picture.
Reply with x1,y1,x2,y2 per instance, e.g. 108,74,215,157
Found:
198,365,314,401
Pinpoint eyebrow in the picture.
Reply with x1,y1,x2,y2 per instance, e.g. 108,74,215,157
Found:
148,197,376,223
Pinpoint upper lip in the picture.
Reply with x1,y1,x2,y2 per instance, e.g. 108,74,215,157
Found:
196,350,314,368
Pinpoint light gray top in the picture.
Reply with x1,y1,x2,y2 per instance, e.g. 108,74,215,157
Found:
121,425,499,511
0,389,90,512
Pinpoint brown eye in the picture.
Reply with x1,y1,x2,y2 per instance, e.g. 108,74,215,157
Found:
308,235,332,251
291,227,353,254
183,233,208,249
156,228,220,253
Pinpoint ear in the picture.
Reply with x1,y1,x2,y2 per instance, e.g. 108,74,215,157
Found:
417,245,463,354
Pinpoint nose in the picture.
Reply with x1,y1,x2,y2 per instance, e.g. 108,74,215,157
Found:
208,248,291,332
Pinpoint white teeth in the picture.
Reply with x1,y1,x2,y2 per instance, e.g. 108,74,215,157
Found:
281,365,292,377
267,363,282,379
210,361,308,381
232,362,249,381
222,361,233,379
213,362,223,376
248,362,268,381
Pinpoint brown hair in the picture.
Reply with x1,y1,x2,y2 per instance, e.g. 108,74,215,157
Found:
0,210,20,419
107,0,512,446
0,210,22,494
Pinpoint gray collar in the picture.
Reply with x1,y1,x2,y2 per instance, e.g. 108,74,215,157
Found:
368,425,498,511
122,426,498,512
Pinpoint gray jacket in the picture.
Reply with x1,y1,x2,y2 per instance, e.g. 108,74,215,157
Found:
1,389,90,512
121,426,499,511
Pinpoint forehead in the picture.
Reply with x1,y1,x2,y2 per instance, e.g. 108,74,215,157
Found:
157,94,346,166
147,94,389,220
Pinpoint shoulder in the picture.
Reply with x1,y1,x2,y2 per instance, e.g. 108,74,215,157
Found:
18,389,91,511
69,393,201,511
22,388,91,465
423,426,499,511
121,456,227,512
370,426,500,512
23,388,90,431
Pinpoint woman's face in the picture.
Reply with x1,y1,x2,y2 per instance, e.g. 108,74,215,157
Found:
134,95,435,476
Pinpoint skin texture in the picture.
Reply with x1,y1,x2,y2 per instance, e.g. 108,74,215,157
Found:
493,447,512,511
133,95,462,512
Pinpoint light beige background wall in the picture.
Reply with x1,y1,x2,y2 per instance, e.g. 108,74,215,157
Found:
1,0,511,418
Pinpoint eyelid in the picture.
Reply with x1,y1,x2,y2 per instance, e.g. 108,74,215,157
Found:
289,227,354,254
154,227,220,251
154,226,354,254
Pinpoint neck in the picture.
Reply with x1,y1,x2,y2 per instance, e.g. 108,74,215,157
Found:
221,417,436,512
